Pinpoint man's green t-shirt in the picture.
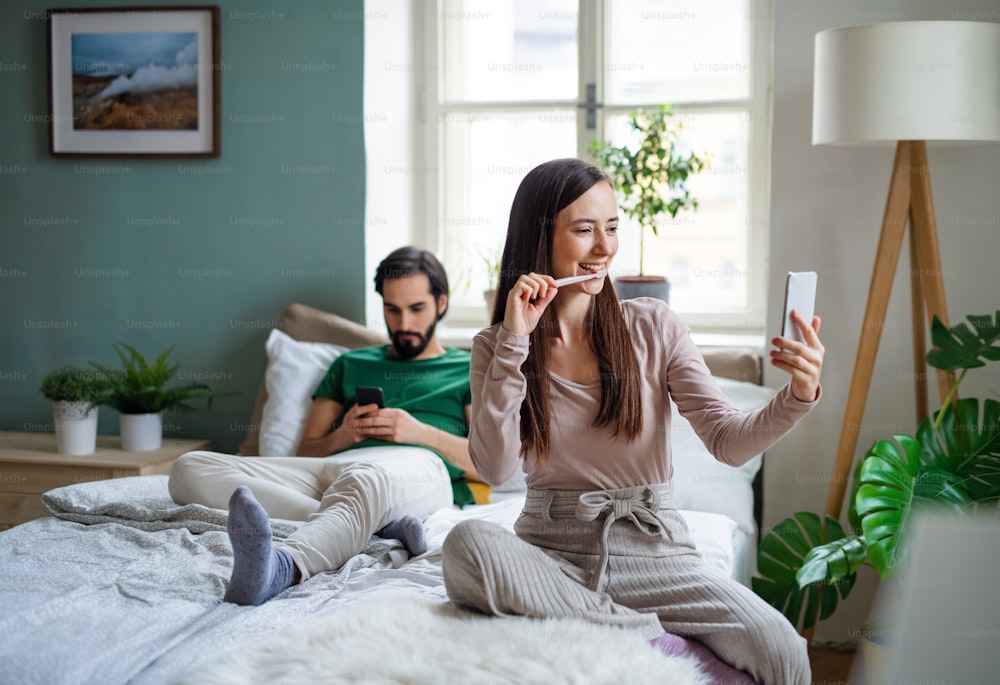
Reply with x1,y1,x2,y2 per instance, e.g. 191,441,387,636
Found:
312,345,474,507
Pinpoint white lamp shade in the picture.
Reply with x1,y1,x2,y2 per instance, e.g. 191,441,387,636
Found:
813,21,1000,145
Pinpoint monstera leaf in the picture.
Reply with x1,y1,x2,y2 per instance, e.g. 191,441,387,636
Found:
926,311,1000,371
753,512,858,631
845,454,867,536
855,433,973,576
918,398,1000,501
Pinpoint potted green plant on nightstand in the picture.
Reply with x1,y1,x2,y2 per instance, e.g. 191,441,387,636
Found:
589,104,709,304
91,342,228,451
40,365,106,456
752,312,1000,649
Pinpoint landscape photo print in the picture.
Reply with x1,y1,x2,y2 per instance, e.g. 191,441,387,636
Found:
48,6,220,156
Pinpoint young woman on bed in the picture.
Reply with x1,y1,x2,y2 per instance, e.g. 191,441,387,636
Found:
440,158,824,685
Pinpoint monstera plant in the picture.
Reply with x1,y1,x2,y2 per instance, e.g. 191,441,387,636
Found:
753,311,1000,632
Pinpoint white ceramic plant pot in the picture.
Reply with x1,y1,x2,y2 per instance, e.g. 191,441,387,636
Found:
483,289,497,318
120,412,163,452
52,401,98,456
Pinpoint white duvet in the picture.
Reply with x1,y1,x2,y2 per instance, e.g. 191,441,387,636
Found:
0,475,740,685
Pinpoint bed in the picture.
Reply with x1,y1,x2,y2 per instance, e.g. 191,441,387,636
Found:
0,303,774,685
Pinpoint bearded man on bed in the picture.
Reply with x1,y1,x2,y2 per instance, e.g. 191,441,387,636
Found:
169,246,483,606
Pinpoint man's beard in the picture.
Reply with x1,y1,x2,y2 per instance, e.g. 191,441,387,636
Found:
390,318,437,360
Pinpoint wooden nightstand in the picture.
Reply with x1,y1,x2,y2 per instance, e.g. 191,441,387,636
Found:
0,431,210,529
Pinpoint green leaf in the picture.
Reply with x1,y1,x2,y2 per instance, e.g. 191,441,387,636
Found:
926,312,1000,371
39,365,108,406
855,436,923,577
90,343,234,414
798,534,866,587
918,398,1000,500
753,512,857,631
846,455,866,534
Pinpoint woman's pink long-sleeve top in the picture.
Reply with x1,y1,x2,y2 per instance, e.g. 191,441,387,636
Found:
469,298,819,490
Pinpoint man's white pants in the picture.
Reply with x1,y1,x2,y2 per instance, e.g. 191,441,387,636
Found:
169,446,452,579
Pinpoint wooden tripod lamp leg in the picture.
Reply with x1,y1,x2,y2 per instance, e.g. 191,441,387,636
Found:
823,141,913,519
909,227,929,423
908,140,956,404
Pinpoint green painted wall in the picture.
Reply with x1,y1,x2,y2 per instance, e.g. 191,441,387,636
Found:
0,0,367,453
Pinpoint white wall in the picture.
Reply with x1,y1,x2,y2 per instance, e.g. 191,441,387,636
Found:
766,0,1000,644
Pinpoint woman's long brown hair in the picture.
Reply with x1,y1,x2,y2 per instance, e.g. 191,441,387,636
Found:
492,158,643,462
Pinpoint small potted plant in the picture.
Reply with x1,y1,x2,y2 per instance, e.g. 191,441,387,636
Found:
589,104,709,303
752,311,1000,668
40,365,106,456
479,246,502,318
90,342,228,451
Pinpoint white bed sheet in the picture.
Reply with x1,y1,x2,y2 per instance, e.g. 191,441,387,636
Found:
0,475,744,685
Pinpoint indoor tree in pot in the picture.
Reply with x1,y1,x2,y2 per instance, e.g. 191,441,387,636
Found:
752,311,1000,665
40,365,106,456
589,104,709,304
91,342,227,451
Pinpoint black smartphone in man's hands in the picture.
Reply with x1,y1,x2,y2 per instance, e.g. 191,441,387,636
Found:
355,386,385,409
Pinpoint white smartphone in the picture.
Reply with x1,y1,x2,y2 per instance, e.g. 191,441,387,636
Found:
781,271,817,346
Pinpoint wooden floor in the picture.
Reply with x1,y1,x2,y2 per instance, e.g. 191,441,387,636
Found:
808,645,857,684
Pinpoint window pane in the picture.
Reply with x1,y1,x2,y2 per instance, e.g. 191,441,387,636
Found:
605,0,751,104
442,0,578,102
603,111,750,312
440,110,577,308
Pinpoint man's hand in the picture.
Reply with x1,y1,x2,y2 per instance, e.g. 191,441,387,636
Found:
338,402,384,444
296,398,481,482
352,407,428,445
296,398,383,457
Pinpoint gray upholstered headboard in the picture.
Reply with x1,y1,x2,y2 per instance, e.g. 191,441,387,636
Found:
700,347,763,385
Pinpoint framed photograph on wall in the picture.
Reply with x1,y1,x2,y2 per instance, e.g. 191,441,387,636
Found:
47,6,220,157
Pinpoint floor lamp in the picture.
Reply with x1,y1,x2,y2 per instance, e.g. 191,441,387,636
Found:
811,20,1000,522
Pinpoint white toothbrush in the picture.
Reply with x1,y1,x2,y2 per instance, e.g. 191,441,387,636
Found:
553,269,607,286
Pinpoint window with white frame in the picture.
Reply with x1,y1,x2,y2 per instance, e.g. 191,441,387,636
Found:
367,0,771,334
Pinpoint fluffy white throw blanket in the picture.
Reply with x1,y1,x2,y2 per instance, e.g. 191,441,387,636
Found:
180,590,708,684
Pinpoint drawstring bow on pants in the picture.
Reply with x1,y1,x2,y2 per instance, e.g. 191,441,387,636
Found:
574,486,673,592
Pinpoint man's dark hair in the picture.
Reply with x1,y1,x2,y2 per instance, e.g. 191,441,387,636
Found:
374,246,450,320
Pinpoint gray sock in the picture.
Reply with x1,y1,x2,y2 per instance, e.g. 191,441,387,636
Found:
377,514,428,556
223,486,300,606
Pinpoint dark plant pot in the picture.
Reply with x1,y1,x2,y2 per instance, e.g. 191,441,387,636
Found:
614,275,670,304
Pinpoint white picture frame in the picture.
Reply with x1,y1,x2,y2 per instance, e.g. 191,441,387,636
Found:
47,5,221,157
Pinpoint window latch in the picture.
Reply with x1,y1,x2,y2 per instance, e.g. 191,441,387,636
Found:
576,83,603,130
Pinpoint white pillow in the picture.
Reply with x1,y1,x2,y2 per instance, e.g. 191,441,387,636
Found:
678,508,738,577
670,377,777,535
259,329,347,456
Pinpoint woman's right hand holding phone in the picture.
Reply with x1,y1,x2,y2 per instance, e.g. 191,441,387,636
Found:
503,273,558,335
